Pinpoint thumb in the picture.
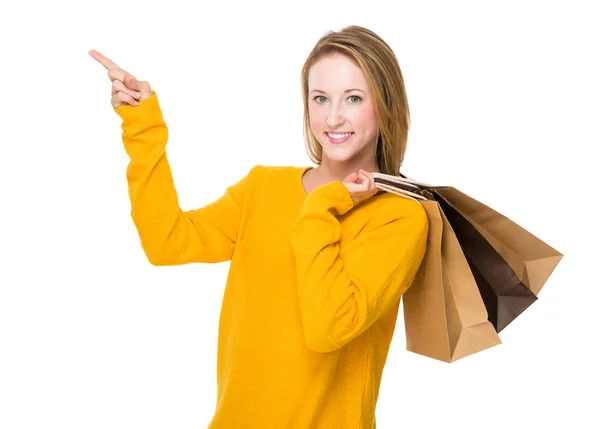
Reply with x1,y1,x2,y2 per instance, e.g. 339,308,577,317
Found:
124,75,138,89
125,75,152,95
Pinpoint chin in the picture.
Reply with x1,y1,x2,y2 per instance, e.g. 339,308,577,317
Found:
323,152,357,164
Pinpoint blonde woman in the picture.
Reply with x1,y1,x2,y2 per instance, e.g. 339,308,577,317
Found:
90,25,428,429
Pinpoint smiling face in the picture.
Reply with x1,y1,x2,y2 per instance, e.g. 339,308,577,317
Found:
308,53,380,170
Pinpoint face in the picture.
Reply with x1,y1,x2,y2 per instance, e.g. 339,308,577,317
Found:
308,53,379,167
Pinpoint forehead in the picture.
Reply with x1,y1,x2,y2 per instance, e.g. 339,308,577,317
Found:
308,53,368,90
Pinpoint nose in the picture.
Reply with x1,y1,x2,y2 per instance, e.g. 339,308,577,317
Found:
325,102,345,129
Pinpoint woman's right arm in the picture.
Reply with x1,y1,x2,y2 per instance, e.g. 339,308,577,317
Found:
90,50,249,265
114,92,250,265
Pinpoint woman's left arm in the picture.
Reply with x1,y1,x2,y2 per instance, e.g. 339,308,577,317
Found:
290,181,429,353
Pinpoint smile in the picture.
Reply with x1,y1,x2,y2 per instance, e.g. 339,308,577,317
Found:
326,132,354,144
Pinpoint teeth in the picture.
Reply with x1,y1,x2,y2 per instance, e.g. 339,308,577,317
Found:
328,132,352,139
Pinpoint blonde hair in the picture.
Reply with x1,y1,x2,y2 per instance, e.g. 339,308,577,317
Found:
300,25,411,176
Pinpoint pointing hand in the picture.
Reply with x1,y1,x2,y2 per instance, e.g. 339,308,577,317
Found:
89,49,153,109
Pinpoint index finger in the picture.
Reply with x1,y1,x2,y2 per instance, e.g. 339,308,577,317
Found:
89,49,120,70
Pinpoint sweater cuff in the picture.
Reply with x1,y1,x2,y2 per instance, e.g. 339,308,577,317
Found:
300,180,355,216
113,90,161,125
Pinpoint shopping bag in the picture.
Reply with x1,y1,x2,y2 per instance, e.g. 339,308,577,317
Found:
432,186,563,331
373,172,563,333
401,199,502,363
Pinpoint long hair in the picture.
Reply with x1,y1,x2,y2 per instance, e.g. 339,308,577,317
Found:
300,25,410,176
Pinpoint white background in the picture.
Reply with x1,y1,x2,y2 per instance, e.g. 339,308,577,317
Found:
1,0,598,428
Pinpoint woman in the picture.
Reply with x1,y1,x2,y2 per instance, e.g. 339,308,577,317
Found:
90,25,428,429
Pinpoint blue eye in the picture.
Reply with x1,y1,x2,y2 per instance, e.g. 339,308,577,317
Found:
312,95,362,103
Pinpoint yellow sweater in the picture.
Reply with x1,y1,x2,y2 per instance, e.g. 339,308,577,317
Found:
114,90,429,429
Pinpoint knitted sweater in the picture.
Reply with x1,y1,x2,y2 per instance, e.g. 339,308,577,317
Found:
114,90,429,429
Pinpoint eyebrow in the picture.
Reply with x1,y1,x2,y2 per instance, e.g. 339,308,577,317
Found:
310,89,366,94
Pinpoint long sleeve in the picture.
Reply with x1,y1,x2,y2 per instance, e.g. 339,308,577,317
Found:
290,180,429,353
114,90,250,266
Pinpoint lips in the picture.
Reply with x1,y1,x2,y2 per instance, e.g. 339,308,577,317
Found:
326,132,354,144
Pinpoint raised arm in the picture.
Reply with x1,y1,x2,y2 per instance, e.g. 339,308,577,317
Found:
114,92,252,265
90,49,251,265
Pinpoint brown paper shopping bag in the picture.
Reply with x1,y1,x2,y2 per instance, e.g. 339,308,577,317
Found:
374,172,564,334
402,199,502,363
432,187,563,332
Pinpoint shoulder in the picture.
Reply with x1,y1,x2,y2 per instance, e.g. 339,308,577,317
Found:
368,190,427,215
246,164,297,179
245,164,310,188
341,192,429,257
240,164,276,186
241,164,302,195
365,192,429,233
